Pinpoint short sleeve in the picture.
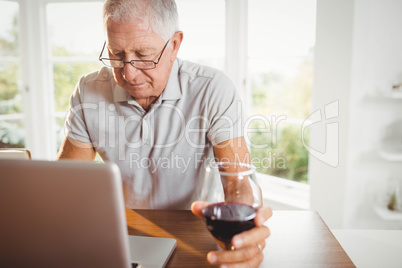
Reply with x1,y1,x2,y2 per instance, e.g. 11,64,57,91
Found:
206,72,243,146
64,77,93,145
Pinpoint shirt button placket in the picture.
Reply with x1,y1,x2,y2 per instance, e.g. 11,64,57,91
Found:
141,114,149,145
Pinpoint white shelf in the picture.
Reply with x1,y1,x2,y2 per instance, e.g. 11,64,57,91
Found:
382,91,402,99
369,178,402,221
371,91,402,99
379,150,402,162
374,206,402,221
390,91,402,99
363,92,402,105
356,152,402,167
379,139,402,162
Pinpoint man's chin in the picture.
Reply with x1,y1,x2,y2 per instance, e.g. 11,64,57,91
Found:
125,88,160,105
123,84,150,97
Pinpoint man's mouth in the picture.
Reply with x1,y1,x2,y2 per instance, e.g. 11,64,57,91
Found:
129,82,146,87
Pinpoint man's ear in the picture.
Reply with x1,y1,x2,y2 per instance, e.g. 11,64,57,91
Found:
170,31,183,62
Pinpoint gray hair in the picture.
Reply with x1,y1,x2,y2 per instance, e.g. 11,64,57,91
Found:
103,0,179,41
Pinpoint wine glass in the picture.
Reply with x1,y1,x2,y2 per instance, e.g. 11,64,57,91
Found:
200,162,262,250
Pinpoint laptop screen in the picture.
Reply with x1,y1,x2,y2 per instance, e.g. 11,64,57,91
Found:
0,159,131,268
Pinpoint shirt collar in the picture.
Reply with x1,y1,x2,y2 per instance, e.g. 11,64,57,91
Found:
160,59,181,100
113,59,182,103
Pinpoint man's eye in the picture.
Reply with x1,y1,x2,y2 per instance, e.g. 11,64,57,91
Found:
109,51,123,58
137,53,152,59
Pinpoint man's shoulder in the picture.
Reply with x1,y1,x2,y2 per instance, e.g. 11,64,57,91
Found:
74,67,115,102
177,59,226,81
176,59,234,97
80,67,114,85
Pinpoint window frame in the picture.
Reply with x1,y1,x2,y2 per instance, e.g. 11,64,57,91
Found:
3,0,311,208
224,0,311,208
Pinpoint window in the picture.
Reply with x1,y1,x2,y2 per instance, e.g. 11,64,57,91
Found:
0,1,24,148
247,0,316,183
46,2,104,152
0,0,315,190
176,0,225,70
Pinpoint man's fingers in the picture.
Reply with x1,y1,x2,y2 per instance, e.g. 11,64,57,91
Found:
255,206,273,226
207,244,264,266
190,201,210,218
232,225,270,249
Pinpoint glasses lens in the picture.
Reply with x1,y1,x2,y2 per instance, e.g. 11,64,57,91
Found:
100,59,156,70
101,59,123,68
132,61,156,70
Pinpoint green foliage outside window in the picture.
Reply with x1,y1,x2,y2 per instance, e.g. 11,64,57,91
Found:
0,11,24,148
250,123,310,184
0,13,19,110
52,46,102,151
0,12,102,149
53,46,102,112
249,57,313,183
0,62,21,115
0,12,18,57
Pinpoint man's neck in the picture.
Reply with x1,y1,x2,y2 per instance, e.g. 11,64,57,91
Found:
135,96,158,112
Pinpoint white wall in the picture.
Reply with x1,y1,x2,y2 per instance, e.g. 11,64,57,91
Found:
309,0,353,229
310,0,402,229
345,0,402,229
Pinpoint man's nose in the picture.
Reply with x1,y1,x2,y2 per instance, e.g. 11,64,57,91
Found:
121,62,142,81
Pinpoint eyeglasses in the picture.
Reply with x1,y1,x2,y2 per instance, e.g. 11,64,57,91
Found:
98,39,170,70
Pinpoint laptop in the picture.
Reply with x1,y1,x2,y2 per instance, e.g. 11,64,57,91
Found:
0,159,176,268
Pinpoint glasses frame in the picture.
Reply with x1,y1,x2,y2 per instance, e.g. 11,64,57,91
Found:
98,39,170,70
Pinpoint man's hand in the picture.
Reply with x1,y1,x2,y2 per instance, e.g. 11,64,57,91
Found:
191,201,272,267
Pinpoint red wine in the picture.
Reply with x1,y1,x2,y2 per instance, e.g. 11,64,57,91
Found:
202,202,256,249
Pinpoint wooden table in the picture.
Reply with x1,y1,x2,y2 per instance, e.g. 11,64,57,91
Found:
126,210,355,267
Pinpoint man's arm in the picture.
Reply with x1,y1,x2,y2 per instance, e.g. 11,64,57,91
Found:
56,137,96,161
192,136,272,268
212,136,250,164
213,136,255,205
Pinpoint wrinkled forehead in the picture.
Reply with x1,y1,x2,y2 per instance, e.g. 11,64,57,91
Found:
105,18,163,50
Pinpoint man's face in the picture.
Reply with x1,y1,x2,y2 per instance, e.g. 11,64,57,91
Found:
106,19,181,102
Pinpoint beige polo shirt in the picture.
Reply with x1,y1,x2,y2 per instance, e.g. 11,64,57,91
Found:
65,58,243,209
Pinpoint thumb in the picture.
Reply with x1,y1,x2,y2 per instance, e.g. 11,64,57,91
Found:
191,201,210,218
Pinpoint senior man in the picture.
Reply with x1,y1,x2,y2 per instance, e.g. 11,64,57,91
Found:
57,0,271,266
